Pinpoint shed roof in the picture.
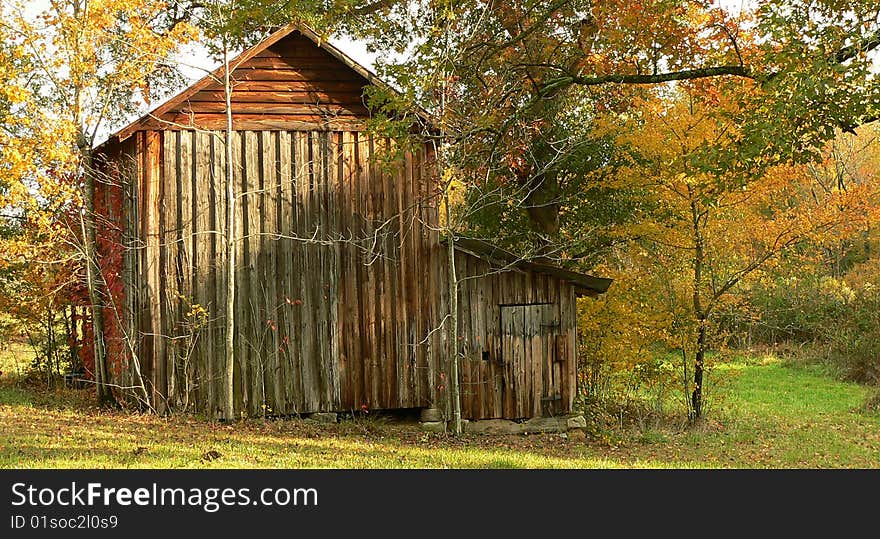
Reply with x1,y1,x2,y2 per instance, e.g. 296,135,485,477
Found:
452,236,613,297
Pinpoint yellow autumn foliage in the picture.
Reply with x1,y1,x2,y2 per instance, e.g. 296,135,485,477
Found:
578,87,880,415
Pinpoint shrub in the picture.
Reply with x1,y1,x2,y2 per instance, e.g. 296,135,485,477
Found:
745,259,880,385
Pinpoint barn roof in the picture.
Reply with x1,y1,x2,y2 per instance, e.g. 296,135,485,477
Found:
97,24,424,149
452,237,613,297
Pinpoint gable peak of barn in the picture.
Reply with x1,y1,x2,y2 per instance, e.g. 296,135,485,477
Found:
102,25,390,146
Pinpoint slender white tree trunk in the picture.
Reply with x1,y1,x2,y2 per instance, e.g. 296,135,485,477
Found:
446,202,462,435
223,40,237,420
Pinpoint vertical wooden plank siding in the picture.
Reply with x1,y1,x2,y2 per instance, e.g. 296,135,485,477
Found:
564,283,577,413
339,131,359,410
159,131,176,408
177,131,194,409
121,128,469,418
102,30,598,421
144,131,165,412
365,134,382,409
119,139,138,394
448,249,582,420
277,130,298,413
297,131,318,411
193,131,213,414
261,130,281,414
241,130,258,415
327,132,342,409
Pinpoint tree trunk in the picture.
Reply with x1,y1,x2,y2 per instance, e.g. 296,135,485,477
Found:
81,149,117,408
446,210,462,435
689,195,705,422
223,40,237,421
62,305,78,371
437,33,462,435
691,319,706,421
522,171,560,250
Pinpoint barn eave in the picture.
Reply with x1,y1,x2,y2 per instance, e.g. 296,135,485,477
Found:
451,236,613,297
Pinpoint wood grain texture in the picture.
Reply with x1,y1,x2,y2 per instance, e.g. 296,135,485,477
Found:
135,33,371,133
101,28,586,420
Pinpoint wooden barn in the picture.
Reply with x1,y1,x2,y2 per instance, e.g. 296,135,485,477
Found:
91,25,611,424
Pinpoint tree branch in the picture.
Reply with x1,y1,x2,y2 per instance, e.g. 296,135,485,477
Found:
833,28,880,64
568,65,758,87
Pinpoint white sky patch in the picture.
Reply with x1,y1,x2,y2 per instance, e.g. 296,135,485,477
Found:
713,0,754,17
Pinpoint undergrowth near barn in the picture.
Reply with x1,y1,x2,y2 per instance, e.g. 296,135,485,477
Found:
2,343,879,469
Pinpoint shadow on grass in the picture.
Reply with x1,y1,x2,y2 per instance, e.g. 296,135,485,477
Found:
6,359,880,469
0,386,645,469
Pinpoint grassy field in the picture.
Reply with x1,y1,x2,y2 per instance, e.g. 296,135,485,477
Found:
2,343,879,468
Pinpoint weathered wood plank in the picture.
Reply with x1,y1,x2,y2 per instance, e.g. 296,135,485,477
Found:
116,140,134,396
474,260,487,419
438,246,449,419
521,302,533,418
365,134,381,409
161,131,179,408
531,305,544,418
339,131,358,410
564,284,577,414
215,81,365,93
490,264,503,418
288,131,306,414
552,285,564,415
147,114,366,133
394,146,407,409
255,44,340,59
354,132,373,410
188,90,365,104
133,134,149,392
145,131,165,412
261,131,283,414
461,256,474,418
233,68,366,83
408,148,424,407
297,131,319,412
378,137,397,409
258,36,351,58
241,54,347,67
514,304,528,418
236,59,352,73
177,131,194,410
194,131,213,415
501,305,515,419
542,304,554,415
326,131,341,410
232,131,249,415
174,102,367,116
277,130,295,414
243,131,264,416
312,131,328,410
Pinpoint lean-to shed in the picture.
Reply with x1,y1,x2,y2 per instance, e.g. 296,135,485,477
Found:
90,25,611,422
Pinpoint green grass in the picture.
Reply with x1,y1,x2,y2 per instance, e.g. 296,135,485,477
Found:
2,349,879,468
708,357,880,467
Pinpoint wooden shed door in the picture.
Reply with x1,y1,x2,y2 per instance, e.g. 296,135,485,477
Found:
500,304,562,419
